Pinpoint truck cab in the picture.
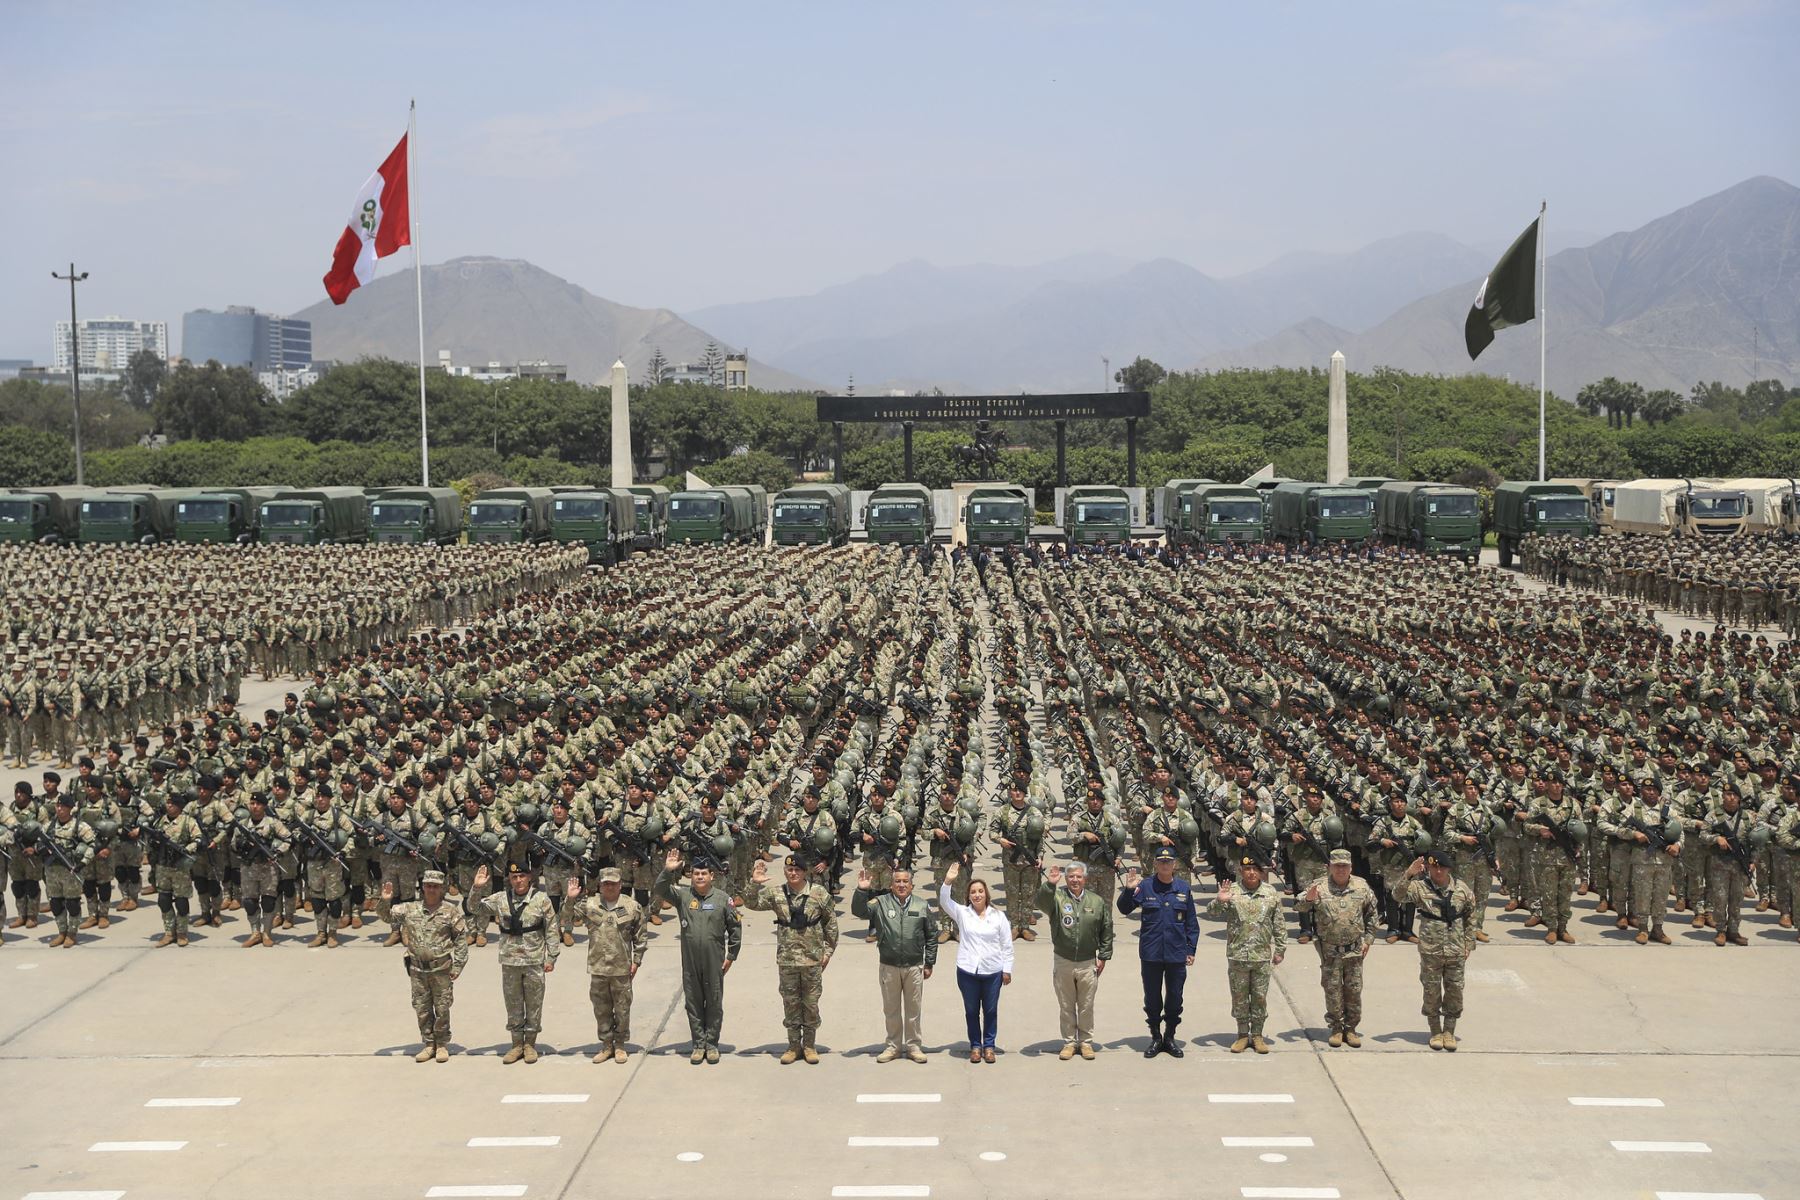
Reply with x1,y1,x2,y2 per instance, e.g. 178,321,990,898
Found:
864,483,935,545
963,485,1031,548
1187,484,1265,543
1063,485,1132,547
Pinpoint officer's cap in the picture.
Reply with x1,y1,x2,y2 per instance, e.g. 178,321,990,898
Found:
1426,850,1453,869
1153,845,1176,862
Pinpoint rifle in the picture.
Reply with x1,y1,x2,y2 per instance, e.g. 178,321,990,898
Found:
291,818,349,870
230,816,279,864
36,828,83,874
1628,810,1675,851
139,817,196,869
1468,818,1500,872
438,819,496,870
349,811,422,858
1541,814,1581,862
602,818,649,864
1711,819,1753,874
521,827,581,870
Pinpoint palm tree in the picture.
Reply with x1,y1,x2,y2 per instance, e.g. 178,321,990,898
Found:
1640,388,1684,427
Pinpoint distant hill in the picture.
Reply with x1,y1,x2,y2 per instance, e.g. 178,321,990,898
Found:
1203,176,1800,396
291,257,818,391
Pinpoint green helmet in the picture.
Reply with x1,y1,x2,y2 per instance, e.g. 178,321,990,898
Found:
417,829,440,855
1412,830,1434,855
901,802,921,827
711,831,736,859
956,796,980,817
1487,813,1510,840
1565,818,1588,846
566,835,588,858
17,820,42,843
810,824,838,857
1321,815,1345,846
93,818,119,841
1177,813,1200,845
515,802,541,829
878,812,904,844
1748,823,1774,849
1023,810,1046,849
1251,820,1277,850
641,814,665,843
478,831,501,854
952,814,979,847
1106,824,1128,853
830,797,851,826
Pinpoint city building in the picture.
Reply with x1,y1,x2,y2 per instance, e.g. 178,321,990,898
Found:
52,317,167,372
0,359,32,380
725,351,749,391
431,350,566,382
181,306,311,371
663,362,712,385
258,363,331,401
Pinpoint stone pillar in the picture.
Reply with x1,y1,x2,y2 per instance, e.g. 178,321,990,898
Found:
1327,350,1348,485
610,359,631,487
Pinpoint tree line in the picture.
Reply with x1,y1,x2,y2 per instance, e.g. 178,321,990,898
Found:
1,351,1796,494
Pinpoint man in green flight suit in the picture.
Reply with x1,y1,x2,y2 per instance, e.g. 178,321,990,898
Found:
653,847,741,1065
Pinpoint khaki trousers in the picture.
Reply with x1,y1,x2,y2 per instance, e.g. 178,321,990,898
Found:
878,962,925,1053
1052,956,1098,1045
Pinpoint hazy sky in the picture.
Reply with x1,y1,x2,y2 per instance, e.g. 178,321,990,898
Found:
3,1,1794,360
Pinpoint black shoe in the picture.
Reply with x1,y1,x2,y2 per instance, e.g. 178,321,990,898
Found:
1163,1029,1184,1058
1143,1036,1163,1059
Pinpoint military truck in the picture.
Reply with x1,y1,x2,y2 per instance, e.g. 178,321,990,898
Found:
863,482,936,545
258,487,372,544
80,487,189,543
1157,478,1216,543
1248,476,1294,537
1491,481,1593,567
963,484,1032,548
466,487,555,544
1343,476,1398,491
1611,478,1749,538
772,483,851,546
549,489,636,563
1186,483,1265,544
1268,481,1374,546
173,486,286,543
718,485,769,541
0,487,97,544
666,488,758,544
1374,481,1482,559
1063,485,1133,547
1552,477,1624,531
368,487,464,545
1718,478,1800,535
621,485,668,549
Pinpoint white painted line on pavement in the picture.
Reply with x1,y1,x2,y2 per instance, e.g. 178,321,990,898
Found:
979,1152,1006,1162
1260,1154,1289,1164
23,1192,126,1200
1208,1093,1294,1104
856,1093,940,1104
88,1141,186,1153
425,1188,529,1198
1654,1193,1764,1200
676,1152,704,1163
1569,1096,1664,1107
848,1136,940,1148
1223,1137,1314,1148
16,961,39,970
1241,1190,1340,1199
145,1097,241,1107
830,1189,930,1199
466,1137,561,1148
500,1094,589,1104
1612,1141,1711,1153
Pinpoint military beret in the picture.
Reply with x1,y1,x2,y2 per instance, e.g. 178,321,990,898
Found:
1426,850,1453,869
506,859,532,875
41,770,61,784
1239,850,1267,869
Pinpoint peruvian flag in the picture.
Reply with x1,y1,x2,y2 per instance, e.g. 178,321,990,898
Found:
322,132,411,305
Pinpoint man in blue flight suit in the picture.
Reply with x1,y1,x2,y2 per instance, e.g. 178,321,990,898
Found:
1117,844,1199,1058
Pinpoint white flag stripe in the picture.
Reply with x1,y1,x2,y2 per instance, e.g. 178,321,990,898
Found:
467,1137,560,1148
425,1189,529,1198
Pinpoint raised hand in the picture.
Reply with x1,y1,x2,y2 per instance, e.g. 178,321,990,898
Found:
751,860,768,884
381,880,395,900
565,877,582,899
473,865,490,890
1122,868,1141,890
857,868,871,890
665,848,682,872
945,861,960,884
1304,883,1320,903
1044,865,1064,886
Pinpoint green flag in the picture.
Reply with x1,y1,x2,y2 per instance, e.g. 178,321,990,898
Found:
1464,217,1539,360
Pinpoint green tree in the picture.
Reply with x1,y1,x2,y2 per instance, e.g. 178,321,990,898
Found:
1639,388,1684,427
0,427,76,486
644,348,668,387
153,361,272,441
1744,379,1788,423
700,342,725,387
122,348,167,410
1114,356,1167,394
692,450,796,494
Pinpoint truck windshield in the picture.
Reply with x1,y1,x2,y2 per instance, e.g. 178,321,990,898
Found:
82,500,136,521
370,503,425,526
1533,497,1588,522
469,503,520,526
774,502,824,524
1426,494,1477,517
0,499,36,523
1074,501,1128,523
178,499,231,522
1690,495,1746,518
1209,500,1262,522
260,504,315,526
553,499,608,519
970,500,1024,524
1317,496,1371,519
669,497,721,520
868,502,922,524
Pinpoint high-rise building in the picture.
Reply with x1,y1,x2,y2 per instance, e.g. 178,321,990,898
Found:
181,306,311,371
52,317,167,372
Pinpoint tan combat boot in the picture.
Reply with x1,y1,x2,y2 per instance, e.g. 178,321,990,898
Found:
415,1044,435,1063
1229,1030,1249,1054
47,933,67,949
435,1044,450,1063
593,1044,612,1064
521,1038,539,1065
156,932,175,948
690,1046,706,1065
1441,1021,1458,1052
308,933,326,948
1428,1019,1443,1051
1327,1031,1344,1048
1344,1030,1363,1048
503,1036,525,1065
613,1044,629,1065
802,1034,820,1066
1251,1035,1269,1055
80,914,99,930
779,1040,800,1066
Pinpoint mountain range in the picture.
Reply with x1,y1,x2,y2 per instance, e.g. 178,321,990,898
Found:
291,257,816,391
292,176,1798,402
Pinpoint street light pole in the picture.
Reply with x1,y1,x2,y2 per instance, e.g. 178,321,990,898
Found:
51,263,89,485
1101,356,1110,393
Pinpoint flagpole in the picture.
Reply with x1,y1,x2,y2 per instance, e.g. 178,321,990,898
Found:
410,99,430,487
1537,199,1547,482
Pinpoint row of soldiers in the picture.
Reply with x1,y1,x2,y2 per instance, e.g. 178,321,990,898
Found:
1520,531,1800,635
0,542,588,768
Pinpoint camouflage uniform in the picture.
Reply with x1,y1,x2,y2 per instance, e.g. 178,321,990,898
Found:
1206,877,1286,1043
379,890,469,1049
1296,866,1377,1039
744,878,839,1054
1396,872,1476,1046
149,807,201,943
478,884,562,1049
568,888,648,1051
990,802,1040,934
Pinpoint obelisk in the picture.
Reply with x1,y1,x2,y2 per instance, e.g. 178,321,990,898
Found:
610,358,631,487
1327,350,1348,485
